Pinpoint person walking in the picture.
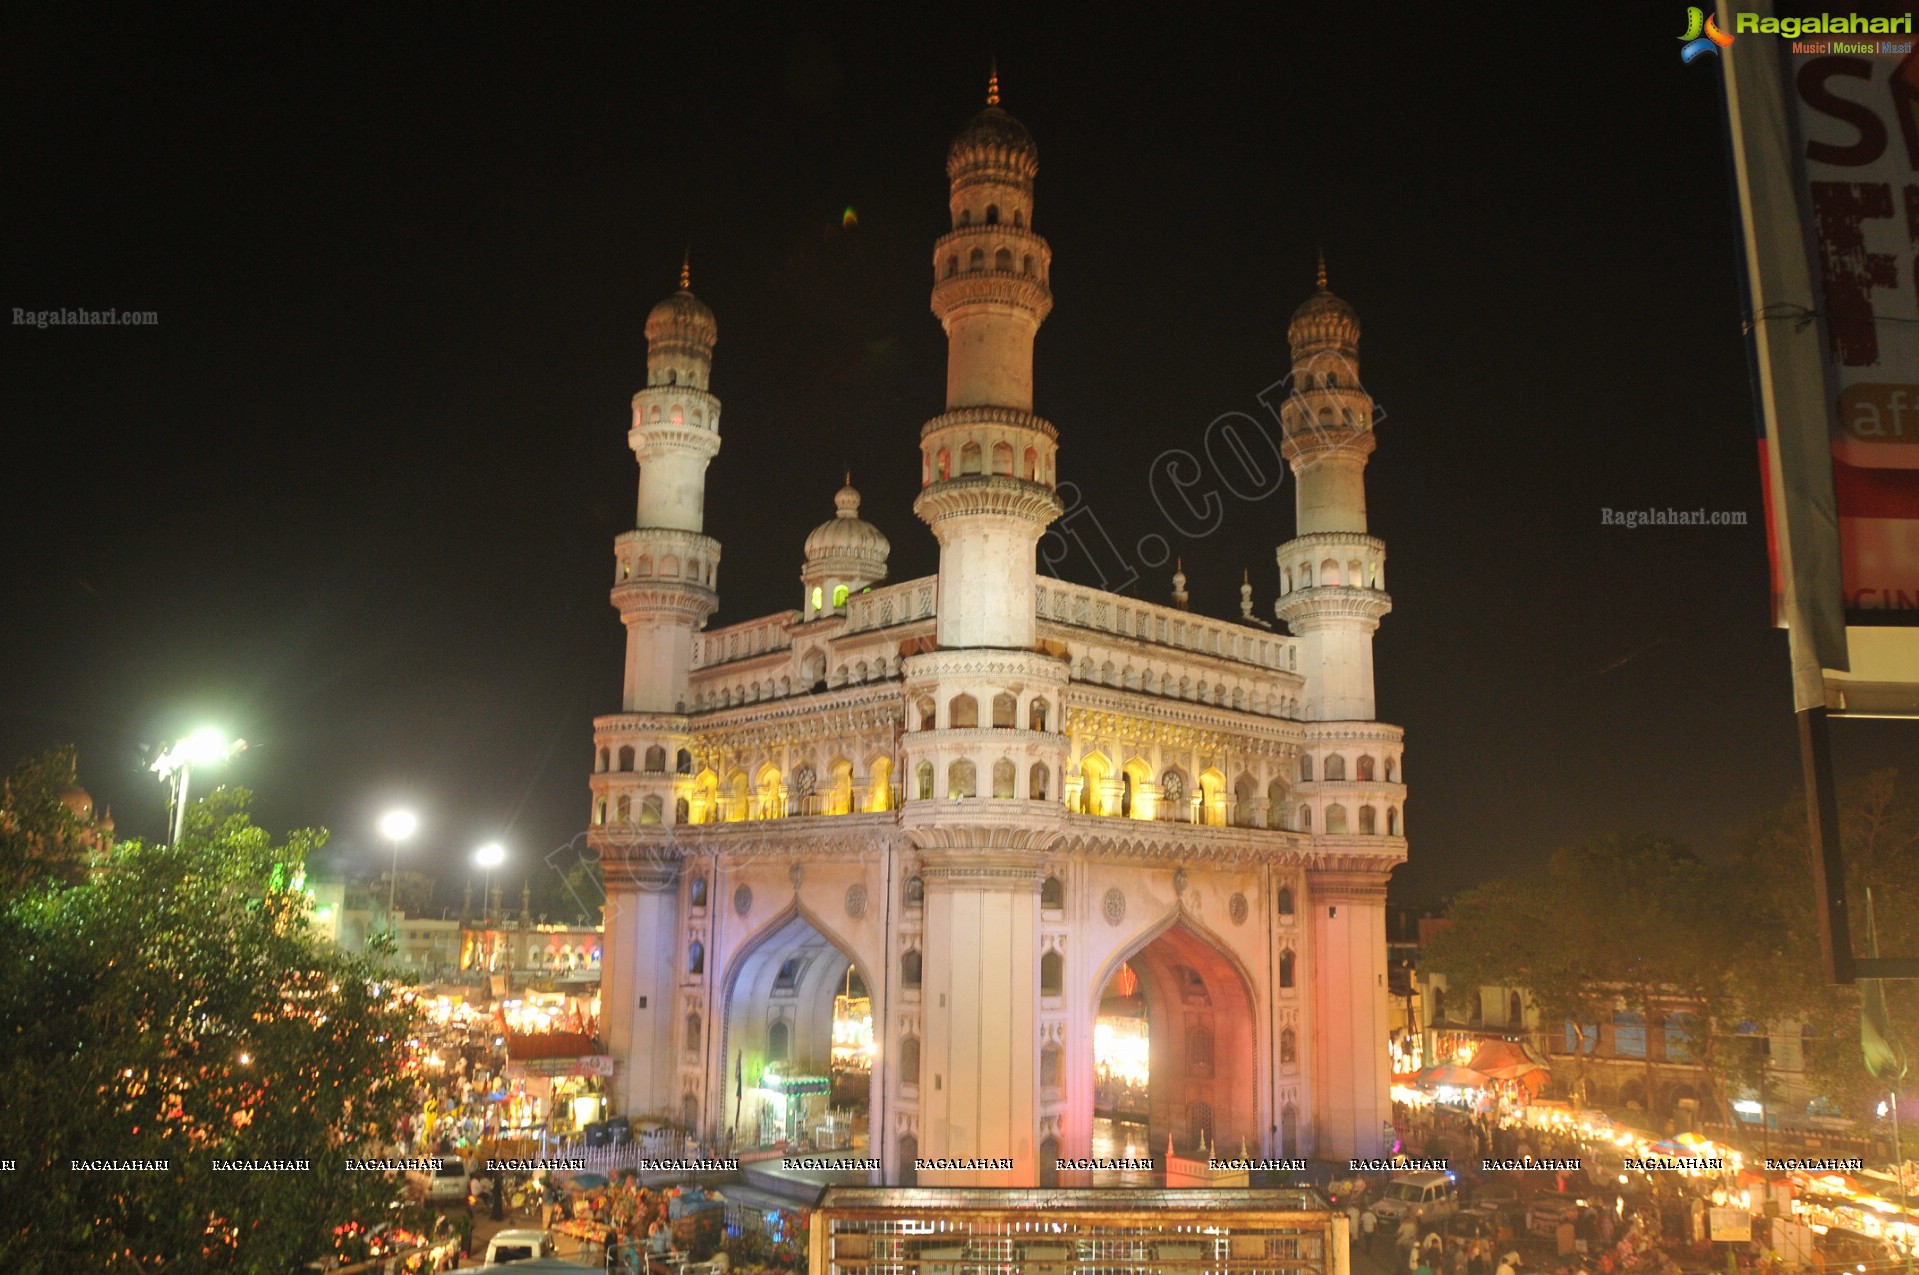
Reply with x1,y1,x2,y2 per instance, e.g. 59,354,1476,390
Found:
1398,1214,1421,1269
1362,1206,1379,1257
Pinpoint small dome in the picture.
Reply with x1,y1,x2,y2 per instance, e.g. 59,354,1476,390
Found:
58,785,94,821
805,482,891,566
950,106,1035,159
645,286,717,346
1288,269,1360,357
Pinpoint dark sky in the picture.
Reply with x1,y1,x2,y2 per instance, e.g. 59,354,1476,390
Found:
3,5,1903,908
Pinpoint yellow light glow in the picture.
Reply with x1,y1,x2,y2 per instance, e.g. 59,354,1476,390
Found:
1094,1017,1149,1088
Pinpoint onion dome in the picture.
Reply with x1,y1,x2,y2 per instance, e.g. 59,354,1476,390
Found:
1288,252,1360,359
58,785,95,821
948,66,1038,180
804,479,891,573
645,256,717,350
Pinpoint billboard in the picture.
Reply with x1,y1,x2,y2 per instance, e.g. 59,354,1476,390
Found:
1724,0,1919,715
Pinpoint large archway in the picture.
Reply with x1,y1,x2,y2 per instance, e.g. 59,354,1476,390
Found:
1090,919,1258,1164
721,909,872,1155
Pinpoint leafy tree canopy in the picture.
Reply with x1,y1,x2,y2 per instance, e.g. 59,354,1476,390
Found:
1425,773,1918,1120
0,770,419,1273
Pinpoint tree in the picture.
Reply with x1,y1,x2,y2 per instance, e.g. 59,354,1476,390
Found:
1424,833,1745,1116
1724,769,1919,1117
0,744,104,892
1427,776,1919,1126
0,778,419,1272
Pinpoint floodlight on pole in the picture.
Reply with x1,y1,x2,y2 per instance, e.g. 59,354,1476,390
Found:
150,730,246,847
379,809,418,929
474,842,506,922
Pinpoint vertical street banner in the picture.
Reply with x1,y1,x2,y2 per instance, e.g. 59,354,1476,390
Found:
1723,0,1919,716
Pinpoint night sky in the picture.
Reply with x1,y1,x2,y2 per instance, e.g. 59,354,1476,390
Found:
4,6,1902,908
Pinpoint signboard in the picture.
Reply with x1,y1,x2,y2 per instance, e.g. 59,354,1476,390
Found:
1724,0,1919,717
1710,1207,1755,1243
505,1054,614,1079
1785,28,1919,623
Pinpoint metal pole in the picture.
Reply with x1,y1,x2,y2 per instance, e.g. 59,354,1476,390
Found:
171,765,192,848
1896,1093,1912,1275
387,836,401,932
1798,707,1856,985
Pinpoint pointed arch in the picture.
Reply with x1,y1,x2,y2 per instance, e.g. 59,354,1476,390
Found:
719,898,876,1106
1088,909,1263,1156
1078,751,1112,816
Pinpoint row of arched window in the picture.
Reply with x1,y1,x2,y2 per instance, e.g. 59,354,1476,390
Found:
619,551,716,588
940,245,1042,281
925,439,1051,485
1297,803,1401,836
1281,554,1383,593
911,757,1051,802
916,691,1049,732
595,744,693,774
1299,753,1401,783
955,203,1023,229
640,399,712,429
1071,758,1295,827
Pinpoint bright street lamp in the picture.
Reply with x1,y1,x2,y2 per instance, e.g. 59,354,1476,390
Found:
150,729,246,847
474,842,506,921
379,809,418,930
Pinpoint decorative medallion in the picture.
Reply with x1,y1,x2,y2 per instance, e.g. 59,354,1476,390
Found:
845,883,868,920
789,863,805,888
1102,888,1126,925
1173,868,1188,895
1229,892,1249,926
733,884,753,917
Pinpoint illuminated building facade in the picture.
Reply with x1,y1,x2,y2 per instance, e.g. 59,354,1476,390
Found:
591,78,1406,1187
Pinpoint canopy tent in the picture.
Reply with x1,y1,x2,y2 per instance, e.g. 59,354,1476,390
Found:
1466,1040,1551,1090
1416,1063,1490,1088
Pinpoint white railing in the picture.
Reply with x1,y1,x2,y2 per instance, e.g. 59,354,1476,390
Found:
693,615,792,670
1035,578,1292,672
843,577,938,635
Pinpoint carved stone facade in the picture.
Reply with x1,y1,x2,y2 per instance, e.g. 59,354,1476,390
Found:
591,81,1405,1188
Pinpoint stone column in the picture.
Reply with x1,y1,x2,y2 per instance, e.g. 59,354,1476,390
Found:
599,854,682,1120
1307,867,1392,1160
914,841,1044,1187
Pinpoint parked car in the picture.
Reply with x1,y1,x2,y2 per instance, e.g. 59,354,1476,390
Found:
1445,1207,1505,1246
484,1229,552,1265
1373,1172,1461,1224
1526,1192,1583,1238
405,1157,469,1204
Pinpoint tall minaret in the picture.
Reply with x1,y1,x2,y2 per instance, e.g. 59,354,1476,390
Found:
1271,259,1401,1162
1272,258,1389,720
914,65,1061,649
899,72,1069,1189
620,258,723,711
593,262,722,1120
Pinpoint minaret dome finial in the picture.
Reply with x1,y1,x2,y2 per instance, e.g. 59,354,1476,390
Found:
1316,249,1327,292
680,250,691,292
987,59,1000,107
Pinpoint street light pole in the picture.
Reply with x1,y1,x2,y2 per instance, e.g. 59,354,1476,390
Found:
377,810,418,935
474,842,506,926
150,730,245,848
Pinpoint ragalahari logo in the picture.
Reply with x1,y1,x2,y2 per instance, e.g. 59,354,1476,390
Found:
1680,6,1736,61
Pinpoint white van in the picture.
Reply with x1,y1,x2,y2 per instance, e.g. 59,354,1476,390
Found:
484,1229,553,1265
1372,1171,1460,1224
